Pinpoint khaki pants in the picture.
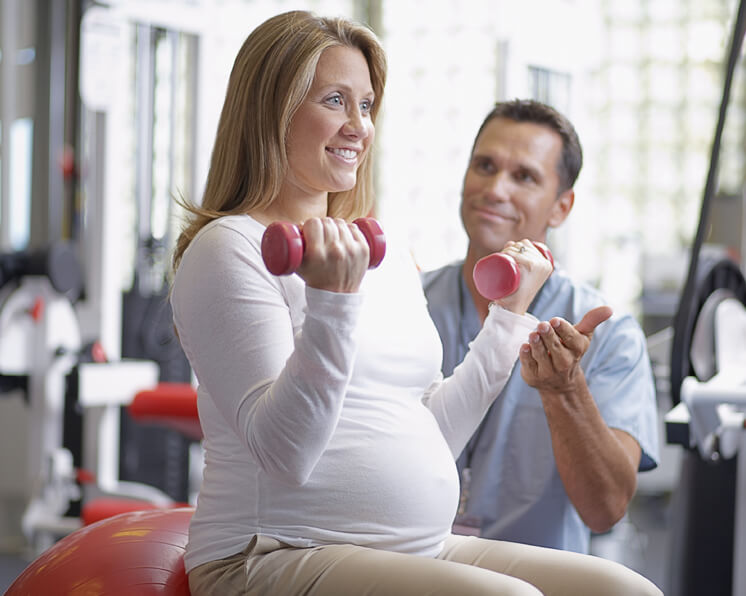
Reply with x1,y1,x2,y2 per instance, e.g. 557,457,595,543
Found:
188,534,662,596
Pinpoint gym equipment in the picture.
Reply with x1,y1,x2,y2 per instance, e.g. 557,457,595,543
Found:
129,382,202,442
80,497,188,528
472,242,554,300
120,282,193,505
664,1,746,594
261,217,386,276
79,382,200,527
0,243,83,302
0,243,168,554
666,274,746,596
5,507,194,596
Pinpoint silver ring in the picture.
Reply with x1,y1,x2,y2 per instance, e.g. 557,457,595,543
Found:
518,245,526,253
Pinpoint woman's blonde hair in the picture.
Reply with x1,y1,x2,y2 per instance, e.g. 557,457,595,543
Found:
172,10,387,270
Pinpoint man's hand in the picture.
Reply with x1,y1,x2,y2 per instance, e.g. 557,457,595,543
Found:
519,305,613,391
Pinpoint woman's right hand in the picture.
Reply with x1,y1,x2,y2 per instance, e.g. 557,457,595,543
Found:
296,217,370,293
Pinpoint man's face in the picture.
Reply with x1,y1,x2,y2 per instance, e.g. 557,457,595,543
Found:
460,117,573,257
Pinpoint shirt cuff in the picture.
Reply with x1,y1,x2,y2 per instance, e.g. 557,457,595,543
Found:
487,302,538,335
305,286,364,330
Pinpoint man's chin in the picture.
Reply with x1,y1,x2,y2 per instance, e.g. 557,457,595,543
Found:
468,226,512,253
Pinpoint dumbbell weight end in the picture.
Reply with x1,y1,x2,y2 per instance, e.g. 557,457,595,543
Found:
261,222,305,276
261,217,386,276
472,242,553,301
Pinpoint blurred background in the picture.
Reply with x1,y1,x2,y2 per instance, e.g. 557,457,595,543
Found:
2,0,746,593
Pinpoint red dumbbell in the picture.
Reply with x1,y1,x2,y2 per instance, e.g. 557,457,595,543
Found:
261,217,386,276
472,242,554,300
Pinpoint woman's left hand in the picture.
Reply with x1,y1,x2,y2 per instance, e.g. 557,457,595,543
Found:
495,239,553,315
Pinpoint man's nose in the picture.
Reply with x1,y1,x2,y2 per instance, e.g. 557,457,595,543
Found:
483,171,511,201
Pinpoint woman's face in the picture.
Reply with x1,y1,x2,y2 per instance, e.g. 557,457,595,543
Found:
283,45,375,209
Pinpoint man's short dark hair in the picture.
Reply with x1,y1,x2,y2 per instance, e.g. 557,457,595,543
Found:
474,99,583,193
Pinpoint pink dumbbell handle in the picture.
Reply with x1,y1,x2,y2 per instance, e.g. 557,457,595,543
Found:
472,242,553,301
261,217,386,276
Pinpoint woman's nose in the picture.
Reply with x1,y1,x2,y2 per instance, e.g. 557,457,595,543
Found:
343,108,370,139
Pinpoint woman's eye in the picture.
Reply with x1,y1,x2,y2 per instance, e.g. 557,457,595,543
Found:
325,94,343,106
361,99,373,114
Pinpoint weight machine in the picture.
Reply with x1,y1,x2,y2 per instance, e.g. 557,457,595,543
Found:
0,0,201,556
0,243,162,554
665,1,746,594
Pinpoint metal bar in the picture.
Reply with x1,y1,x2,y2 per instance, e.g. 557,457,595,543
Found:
63,0,82,241
47,0,67,244
0,0,19,249
31,0,67,248
135,23,155,294
184,33,199,208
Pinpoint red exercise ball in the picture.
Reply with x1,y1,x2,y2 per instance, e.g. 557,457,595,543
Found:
6,507,194,596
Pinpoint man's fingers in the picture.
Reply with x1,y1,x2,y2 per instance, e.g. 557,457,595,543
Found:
519,344,539,378
545,305,612,355
573,305,613,337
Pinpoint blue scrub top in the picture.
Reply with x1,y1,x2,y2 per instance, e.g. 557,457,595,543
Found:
422,262,660,553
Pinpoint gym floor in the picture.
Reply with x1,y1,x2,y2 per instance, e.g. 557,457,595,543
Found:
0,553,28,593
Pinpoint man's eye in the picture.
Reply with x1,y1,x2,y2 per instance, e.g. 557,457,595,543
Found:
474,160,495,174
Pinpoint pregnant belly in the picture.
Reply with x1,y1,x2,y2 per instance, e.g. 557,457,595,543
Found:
261,411,460,547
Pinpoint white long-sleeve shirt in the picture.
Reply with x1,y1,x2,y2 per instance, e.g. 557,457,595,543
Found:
171,215,536,572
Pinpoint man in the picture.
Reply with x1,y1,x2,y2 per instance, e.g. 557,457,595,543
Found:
422,99,659,554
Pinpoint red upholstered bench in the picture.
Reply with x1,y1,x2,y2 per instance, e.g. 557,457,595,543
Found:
129,382,202,440
81,497,190,527
75,383,201,528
